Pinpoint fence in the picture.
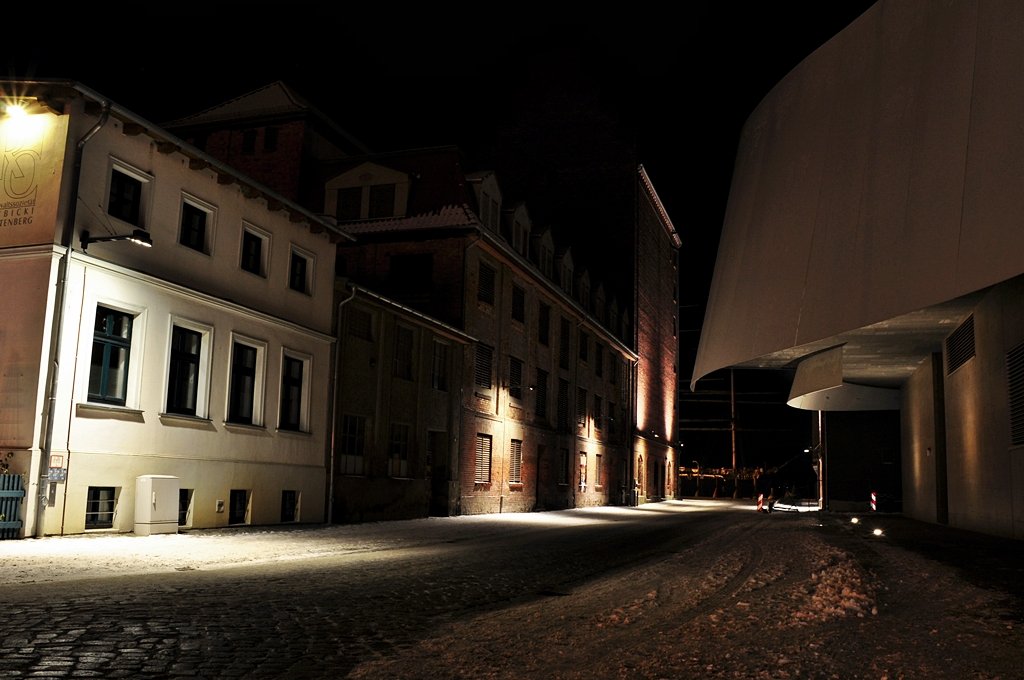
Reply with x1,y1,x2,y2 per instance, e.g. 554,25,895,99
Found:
0,474,25,539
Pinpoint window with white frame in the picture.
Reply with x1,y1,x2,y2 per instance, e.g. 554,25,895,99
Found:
279,350,311,432
85,486,117,529
179,194,214,254
165,320,213,418
227,336,266,426
107,161,152,228
88,305,136,406
240,223,270,277
288,246,313,295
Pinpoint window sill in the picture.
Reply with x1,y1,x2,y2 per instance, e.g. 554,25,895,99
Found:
508,483,524,491
76,402,144,422
159,413,215,430
223,422,269,435
276,428,312,438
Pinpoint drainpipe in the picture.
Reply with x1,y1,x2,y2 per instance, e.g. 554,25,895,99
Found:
35,101,110,537
327,284,358,525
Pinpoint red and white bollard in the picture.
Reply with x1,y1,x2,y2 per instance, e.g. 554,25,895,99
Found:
757,493,764,512
870,491,877,512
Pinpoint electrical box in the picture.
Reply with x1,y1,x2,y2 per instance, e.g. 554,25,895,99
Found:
135,475,180,536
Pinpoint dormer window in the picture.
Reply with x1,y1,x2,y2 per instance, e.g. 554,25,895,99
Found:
513,221,525,254
368,184,396,218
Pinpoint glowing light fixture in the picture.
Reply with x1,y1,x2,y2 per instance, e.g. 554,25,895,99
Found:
80,228,153,251
3,101,28,117
872,528,884,536
851,517,860,524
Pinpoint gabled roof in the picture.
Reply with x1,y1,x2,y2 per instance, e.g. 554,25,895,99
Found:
162,80,370,154
340,204,480,235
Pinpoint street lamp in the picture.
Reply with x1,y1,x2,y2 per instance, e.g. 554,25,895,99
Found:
80,228,153,251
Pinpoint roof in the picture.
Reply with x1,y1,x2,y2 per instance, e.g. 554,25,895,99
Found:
339,204,480,235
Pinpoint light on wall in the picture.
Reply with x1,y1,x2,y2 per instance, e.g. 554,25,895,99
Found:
80,229,153,251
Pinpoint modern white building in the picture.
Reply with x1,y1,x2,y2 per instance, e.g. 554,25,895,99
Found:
694,0,1024,539
0,79,350,536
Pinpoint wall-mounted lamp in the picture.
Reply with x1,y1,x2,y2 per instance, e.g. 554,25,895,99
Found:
80,228,153,252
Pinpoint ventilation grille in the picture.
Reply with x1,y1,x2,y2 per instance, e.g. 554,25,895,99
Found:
1007,341,1024,446
945,315,975,375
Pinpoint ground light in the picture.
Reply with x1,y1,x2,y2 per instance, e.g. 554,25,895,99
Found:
851,517,860,524
872,528,884,537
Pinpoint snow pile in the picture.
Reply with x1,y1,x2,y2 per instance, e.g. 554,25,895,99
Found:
787,545,877,625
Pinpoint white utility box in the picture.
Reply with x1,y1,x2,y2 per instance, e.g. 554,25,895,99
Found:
135,475,180,536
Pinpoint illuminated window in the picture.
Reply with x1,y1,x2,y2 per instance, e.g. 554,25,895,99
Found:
280,490,298,522
474,344,493,389
509,439,523,484
508,356,523,401
431,340,449,391
85,486,116,529
393,325,414,380
89,306,133,406
339,414,366,475
240,224,269,277
107,164,149,227
279,350,310,432
179,196,213,254
579,452,588,489
477,262,496,305
389,422,410,477
289,247,313,295
227,337,265,426
475,433,492,483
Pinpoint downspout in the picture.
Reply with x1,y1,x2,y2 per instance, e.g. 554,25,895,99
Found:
328,284,358,524
35,101,110,537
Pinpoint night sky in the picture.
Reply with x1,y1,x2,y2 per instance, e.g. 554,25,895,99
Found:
4,1,877,471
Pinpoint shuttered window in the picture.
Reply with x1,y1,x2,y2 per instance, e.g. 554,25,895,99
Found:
478,262,496,304
475,433,492,483
509,356,523,400
946,315,975,375
474,344,493,389
509,439,523,484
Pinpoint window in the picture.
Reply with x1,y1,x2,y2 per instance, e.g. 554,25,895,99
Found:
339,414,366,475
608,401,617,435
166,325,203,416
477,262,496,305
349,308,373,341
594,395,603,430
579,452,588,490
579,331,589,362
512,221,526,254
538,304,550,345
557,448,570,485
281,490,298,522
511,285,525,323
557,378,569,429
389,423,411,477
508,356,523,401
279,351,310,432
289,248,313,295
178,488,193,527
509,439,523,484
596,454,603,487
107,166,146,226
89,306,133,406
393,325,414,380
595,343,604,377
368,183,396,218
227,338,265,426
85,486,116,529
179,198,211,254
559,318,571,369
242,129,257,154
264,126,279,152
240,225,269,277
229,489,249,525
539,246,553,278
336,187,362,221
535,368,549,420
474,344,493,389
946,315,975,375
431,340,449,391
576,387,587,426
475,433,492,483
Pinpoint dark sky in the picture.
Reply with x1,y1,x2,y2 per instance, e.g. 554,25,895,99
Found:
4,2,879,471
5,1,875,372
